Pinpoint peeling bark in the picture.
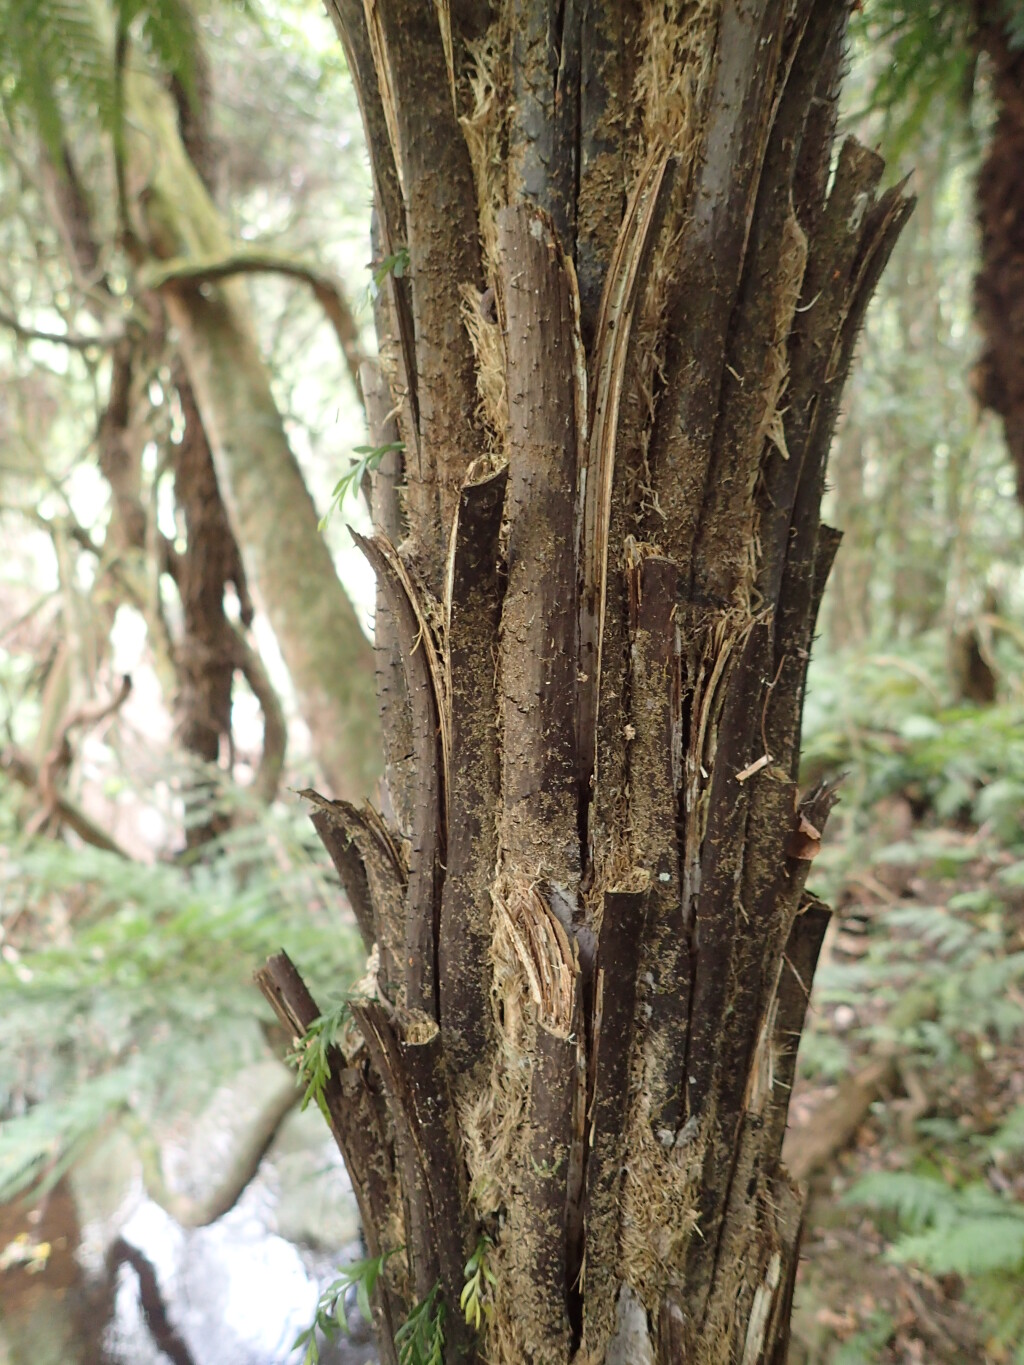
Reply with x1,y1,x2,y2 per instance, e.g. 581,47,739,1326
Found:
259,4,910,1362
438,467,507,1093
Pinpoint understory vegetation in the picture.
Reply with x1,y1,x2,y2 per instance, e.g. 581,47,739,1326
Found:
790,646,1024,1361
1,1,1024,1362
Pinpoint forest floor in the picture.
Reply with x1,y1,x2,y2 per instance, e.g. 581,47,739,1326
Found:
785,777,1024,1361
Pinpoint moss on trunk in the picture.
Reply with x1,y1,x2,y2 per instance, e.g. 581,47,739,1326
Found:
258,4,911,1362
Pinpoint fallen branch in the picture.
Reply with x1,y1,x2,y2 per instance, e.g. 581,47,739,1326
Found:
783,1056,898,1183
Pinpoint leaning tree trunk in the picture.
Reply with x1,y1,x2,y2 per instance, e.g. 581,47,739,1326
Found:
258,4,911,1362
120,72,383,804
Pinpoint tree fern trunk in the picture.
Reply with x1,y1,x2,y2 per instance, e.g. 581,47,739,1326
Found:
974,2,1024,504
260,3,911,1361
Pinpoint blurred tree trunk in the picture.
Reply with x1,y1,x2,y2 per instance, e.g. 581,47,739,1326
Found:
974,3,1024,504
121,72,382,804
824,414,871,650
38,136,286,837
260,4,910,1362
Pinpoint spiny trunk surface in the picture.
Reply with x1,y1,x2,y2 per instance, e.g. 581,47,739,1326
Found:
259,4,910,1362
975,3,1024,503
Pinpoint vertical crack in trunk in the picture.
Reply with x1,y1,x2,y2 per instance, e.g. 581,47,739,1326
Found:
266,3,914,1361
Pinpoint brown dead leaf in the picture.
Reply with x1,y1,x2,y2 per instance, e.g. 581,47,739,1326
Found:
787,812,822,860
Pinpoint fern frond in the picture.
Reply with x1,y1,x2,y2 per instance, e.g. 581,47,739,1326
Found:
893,1217,1024,1277
850,0,978,159
847,1169,959,1233
0,0,114,156
0,0,200,158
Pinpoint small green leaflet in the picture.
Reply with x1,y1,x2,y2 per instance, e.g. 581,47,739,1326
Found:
292,1250,399,1365
372,247,410,291
460,1235,497,1331
395,1282,446,1365
319,443,404,529
287,1000,351,1118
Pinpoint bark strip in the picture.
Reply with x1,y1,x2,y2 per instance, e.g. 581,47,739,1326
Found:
254,953,402,1363
351,1000,477,1361
498,204,582,890
575,0,642,344
353,533,447,1016
578,151,676,826
439,466,509,1092
508,0,580,251
323,0,418,448
627,554,689,1133
364,361,415,839
362,0,485,577
505,1016,579,1363
582,889,647,1347
302,789,407,991
763,897,832,1161
645,0,788,569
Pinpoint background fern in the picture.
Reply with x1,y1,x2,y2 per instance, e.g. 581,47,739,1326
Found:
0,782,364,1204
848,1169,1024,1360
0,0,200,157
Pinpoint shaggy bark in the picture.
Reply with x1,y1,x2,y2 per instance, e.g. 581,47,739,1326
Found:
259,4,910,1362
974,3,1024,502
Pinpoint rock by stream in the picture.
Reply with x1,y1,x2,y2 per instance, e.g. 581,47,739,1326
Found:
0,1063,379,1365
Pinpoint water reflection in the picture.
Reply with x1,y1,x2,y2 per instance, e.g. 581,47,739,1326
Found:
1,1089,377,1365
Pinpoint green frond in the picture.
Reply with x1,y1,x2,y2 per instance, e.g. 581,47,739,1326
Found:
850,0,979,160
115,0,199,102
0,0,114,157
848,1167,1024,1347
846,1169,960,1233
0,789,364,1205
893,1217,1024,1277
0,0,200,158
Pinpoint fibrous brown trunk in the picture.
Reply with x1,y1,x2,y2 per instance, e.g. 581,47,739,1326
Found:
974,3,1024,502
259,4,910,1362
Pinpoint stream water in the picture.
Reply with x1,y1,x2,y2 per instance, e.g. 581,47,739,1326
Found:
0,1064,379,1365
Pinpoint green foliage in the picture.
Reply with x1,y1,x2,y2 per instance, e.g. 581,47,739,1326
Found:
832,1310,895,1365
289,999,351,1117
294,1261,449,1365
318,441,404,528
0,786,363,1203
986,1105,1024,1157
0,0,200,158
292,1250,397,1365
118,0,201,99
460,1234,496,1332
848,1170,1024,1357
801,642,1024,1355
850,1,978,158
849,0,1024,161
802,647,1024,847
810,879,1024,1075
371,247,410,292
395,1283,446,1365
